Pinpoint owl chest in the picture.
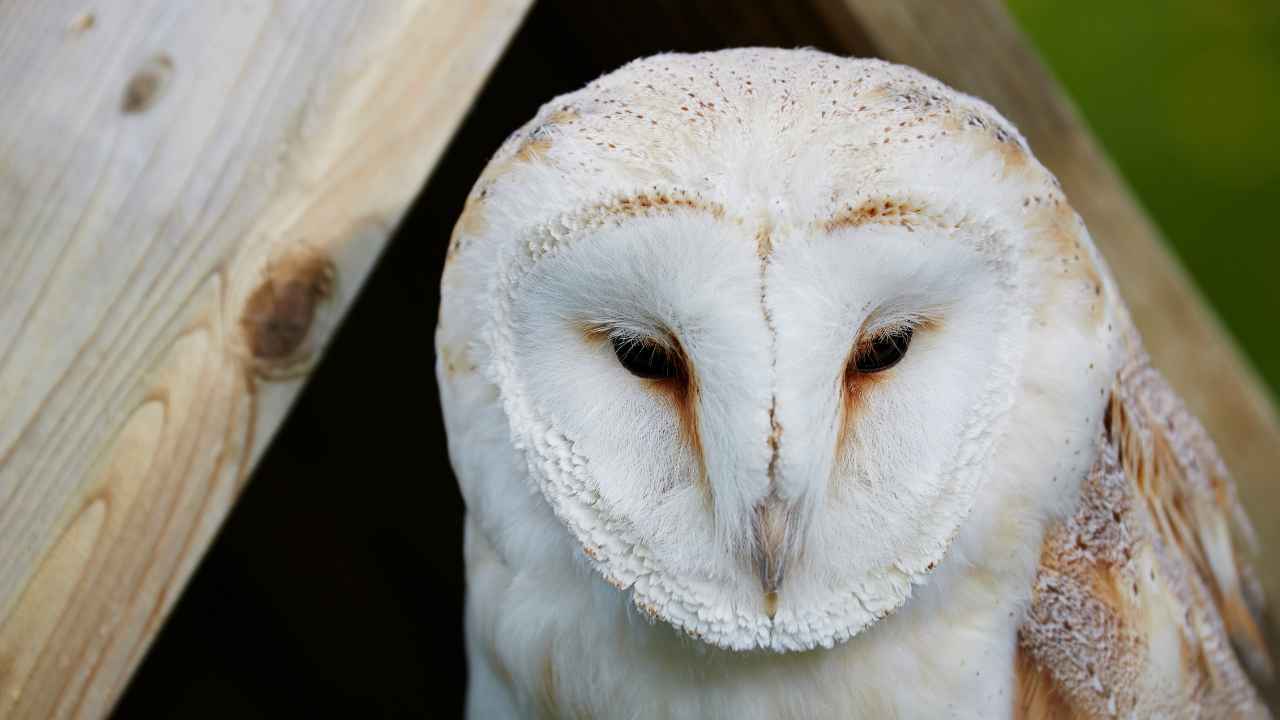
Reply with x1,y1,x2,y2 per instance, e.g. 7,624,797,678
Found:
464,522,1021,720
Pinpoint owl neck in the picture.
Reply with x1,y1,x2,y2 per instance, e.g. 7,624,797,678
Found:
463,499,1041,719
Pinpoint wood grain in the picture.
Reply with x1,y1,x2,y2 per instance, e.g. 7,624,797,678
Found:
0,1,530,716
817,0,1280,684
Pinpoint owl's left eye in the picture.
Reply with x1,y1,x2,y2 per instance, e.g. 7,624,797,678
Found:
610,335,682,380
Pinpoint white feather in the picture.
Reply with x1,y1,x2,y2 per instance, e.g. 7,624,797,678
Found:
437,48,1127,718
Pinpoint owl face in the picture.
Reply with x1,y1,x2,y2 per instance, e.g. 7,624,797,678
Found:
439,49,1115,651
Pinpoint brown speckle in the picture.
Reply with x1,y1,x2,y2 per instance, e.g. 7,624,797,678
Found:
1031,222,1106,327
755,223,773,260
448,187,489,263
546,106,578,125
511,108,578,164
69,11,95,32
440,344,475,378
122,54,172,114
240,248,334,365
822,198,929,233
997,135,1029,169
514,135,552,164
589,191,725,225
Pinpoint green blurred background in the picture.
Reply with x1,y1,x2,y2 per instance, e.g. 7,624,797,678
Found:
1008,0,1280,399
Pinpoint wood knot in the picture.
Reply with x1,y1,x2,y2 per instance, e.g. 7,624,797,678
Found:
239,249,335,372
122,54,172,114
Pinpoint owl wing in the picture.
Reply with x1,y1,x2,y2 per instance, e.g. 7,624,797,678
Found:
1016,350,1274,719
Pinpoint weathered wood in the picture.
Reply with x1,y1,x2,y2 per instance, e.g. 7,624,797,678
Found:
0,1,531,716
818,0,1280,679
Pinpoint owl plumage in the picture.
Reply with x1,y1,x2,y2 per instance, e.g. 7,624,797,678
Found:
1018,352,1270,718
436,48,1271,718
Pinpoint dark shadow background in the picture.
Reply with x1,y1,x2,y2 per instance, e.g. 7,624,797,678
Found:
113,0,1280,716
112,2,866,717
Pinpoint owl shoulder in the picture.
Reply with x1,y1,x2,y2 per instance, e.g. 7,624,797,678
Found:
1015,348,1273,718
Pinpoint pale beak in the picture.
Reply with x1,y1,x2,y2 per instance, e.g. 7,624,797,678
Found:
753,492,791,620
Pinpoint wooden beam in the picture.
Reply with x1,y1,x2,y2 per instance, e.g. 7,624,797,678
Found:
0,0,531,716
816,0,1280,681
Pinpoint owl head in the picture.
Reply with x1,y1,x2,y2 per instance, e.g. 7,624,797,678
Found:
438,49,1122,651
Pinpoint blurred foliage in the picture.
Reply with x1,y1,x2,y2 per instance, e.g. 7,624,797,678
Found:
1007,0,1280,397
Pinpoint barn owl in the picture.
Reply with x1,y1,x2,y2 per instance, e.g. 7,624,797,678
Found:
435,48,1273,718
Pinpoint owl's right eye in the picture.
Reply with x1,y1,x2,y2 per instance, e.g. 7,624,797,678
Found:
610,335,682,381
851,324,914,374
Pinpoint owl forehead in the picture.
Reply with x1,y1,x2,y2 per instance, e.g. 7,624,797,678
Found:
470,49,1047,232
452,49,1108,333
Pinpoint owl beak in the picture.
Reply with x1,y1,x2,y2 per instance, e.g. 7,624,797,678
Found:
752,493,791,620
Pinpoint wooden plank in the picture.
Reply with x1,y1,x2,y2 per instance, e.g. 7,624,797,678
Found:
816,0,1280,675
0,1,531,716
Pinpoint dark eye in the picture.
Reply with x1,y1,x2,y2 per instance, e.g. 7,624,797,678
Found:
611,335,682,380
853,326,913,373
